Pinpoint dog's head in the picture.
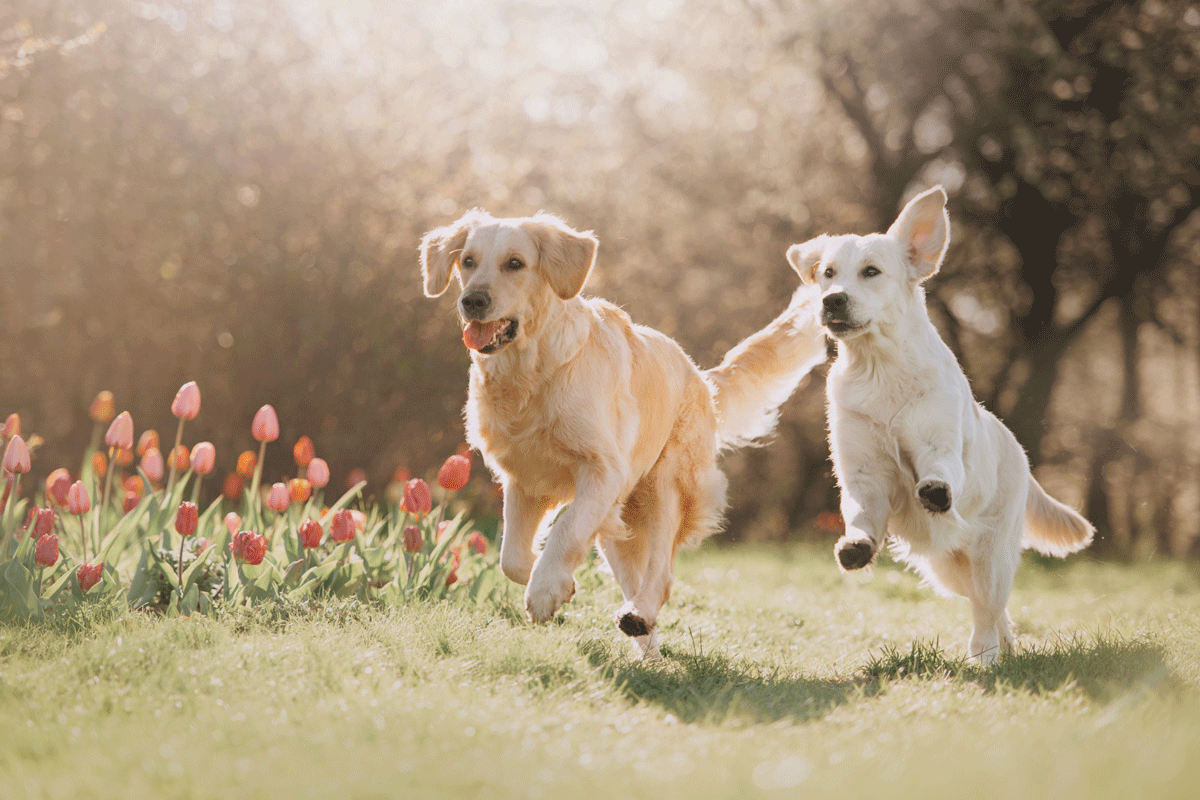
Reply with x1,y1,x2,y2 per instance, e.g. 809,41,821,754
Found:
786,186,949,341
419,210,598,355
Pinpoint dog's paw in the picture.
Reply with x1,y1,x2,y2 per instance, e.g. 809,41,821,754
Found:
615,602,654,638
524,572,576,624
835,537,876,571
917,480,952,514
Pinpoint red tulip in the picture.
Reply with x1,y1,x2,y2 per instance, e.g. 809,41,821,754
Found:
2,413,19,438
122,491,139,513
293,436,314,467
236,450,258,479
222,473,244,500
33,507,55,539
169,445,190,474
46,468,71,506
437,454,471,491
67,481,91,515
288,478,311,503
77,562,103,592
298,519,322,549
35,534,59,567
2,434,30,474
190,442,215,475
391,465,412,484
224,512,242,537
232,531,267,565
136,429,159,458
306,458,329,488
445,549,461,586
251,405,279,442
403,525,422,554
175,501,199,537
401,479,432,517
330,509,355,542
141,447,164,483
195,538,210,552
89,391,115,424
171,381,201,420
106,412,134,451
91,451,108,480
346,468,367,489
467,531,488,555
267,482,290,513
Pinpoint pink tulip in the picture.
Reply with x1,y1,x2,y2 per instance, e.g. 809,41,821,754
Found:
90,391,115,424
2,434,30,474
45,468,71,506
77,562,104,592
33,507,55,539
298,519,322,549
330,509,355,542
306,458,329,488
171,381,201,420
140,447,164,483
251,405,279,442
67,481,91,515
2,413,19,438
175,501,199,537
35,534,59,567
224,512,242,537
105,411,134,451
267,482,290,513
190,442,215,475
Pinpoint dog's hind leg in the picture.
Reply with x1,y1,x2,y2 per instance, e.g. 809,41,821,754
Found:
615,491,679,657
965,530,1019,665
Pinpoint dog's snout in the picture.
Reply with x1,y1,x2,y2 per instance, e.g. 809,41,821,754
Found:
823,292,849,313
460,290,492,319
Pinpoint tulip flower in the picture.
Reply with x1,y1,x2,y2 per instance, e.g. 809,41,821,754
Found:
236,450,257,479
35,533,59,567
168,445,189,474
391,465,412,484
89,391,115,423
123,475,145,499
175,501,199,537
330,509,355,542
140,447,164,483
2,413,19,438
293,436,314,468
222,473,243,500
445,549,461,587
350,509,367,532
401,478,432,517
224,512,242,537
232,531,267,565
438,454,471,491
190,442,215,475
136,429,158,458
251,405,279,442
195,538,210,552
106,412,134,452
306,458,329,488
467,531,488,555
171,381,201,420
77,562,103,592
403,524,422,554
114,447,133,466
91,451,108,480
288,478,311,503
2,434,30,474
122,491,139,513
46,468,71,506
67,481,91,515
267,483,290,513
346,468,366,489
33,507,55,539
298,519,322,549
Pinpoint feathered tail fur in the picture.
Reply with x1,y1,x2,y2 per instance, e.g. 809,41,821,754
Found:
1023,474,1095,557
705,285,827,450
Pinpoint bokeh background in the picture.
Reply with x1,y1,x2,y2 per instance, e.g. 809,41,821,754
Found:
2,0,1198,557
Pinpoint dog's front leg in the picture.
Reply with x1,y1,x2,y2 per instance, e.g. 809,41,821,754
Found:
499,484,552,585
831,415,894,570
525,464,624,624
902,418,966,516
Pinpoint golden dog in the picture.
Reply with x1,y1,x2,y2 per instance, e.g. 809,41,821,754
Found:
421,210,825,656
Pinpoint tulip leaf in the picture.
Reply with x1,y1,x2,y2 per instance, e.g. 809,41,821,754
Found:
1,559,42,624
318,481,366,525
180,542,216,593
181,583,199,616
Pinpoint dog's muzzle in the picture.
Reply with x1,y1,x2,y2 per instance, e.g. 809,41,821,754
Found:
820,292,858,335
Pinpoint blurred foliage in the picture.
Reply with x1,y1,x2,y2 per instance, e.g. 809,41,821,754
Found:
1,0,1197,554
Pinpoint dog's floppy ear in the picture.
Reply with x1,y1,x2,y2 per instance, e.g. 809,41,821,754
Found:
786,236,829,285
419,209,488,298
887,186,949,282
523,213,598,300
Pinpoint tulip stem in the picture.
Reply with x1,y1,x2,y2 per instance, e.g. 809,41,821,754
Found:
248,440,268,533
79,513,88,565
191,475,202,507
98,448,115,557
165,418,185,500
177,534,187,600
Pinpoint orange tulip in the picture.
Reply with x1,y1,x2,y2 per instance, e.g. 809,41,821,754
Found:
292,435,315,468
91,451,108,480
236,450,258,480
135,428,158,458
169,445,190,473
89,391,115,423
222,473,244,501
114,447,134,467
2,413,19,438
288,478,311,503
123,475,145,500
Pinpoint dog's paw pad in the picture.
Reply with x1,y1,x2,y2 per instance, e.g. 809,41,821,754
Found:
917,480,952,513
835,538,875,571
617,612,652,637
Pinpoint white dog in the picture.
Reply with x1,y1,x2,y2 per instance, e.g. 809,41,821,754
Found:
421,210,826,656
786,186,1094,663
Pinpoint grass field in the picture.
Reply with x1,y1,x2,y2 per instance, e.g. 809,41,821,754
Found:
1,542,1198,799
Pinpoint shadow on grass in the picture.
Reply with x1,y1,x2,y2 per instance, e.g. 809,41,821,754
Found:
578,637,867,724
861,632,1183,703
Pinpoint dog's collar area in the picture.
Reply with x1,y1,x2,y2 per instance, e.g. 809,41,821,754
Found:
477,319,519,354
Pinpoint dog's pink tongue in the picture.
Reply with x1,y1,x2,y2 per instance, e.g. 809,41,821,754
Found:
463,320,501,351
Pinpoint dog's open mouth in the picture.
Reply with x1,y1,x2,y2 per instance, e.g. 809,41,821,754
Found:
822,315,860,336
463,318,519,354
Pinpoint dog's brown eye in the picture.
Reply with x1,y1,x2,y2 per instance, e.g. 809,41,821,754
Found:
506,258,525,271
823,266,834,279
862,265,880,278
461,255,475,269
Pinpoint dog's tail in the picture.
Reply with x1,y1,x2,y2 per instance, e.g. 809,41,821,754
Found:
705,284,827,450
1022,474,1094,557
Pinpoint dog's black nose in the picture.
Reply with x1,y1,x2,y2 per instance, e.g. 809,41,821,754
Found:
460,290,492,319
823,292,849,313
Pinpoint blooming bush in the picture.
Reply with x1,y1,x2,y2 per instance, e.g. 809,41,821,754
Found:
0,385,502,625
